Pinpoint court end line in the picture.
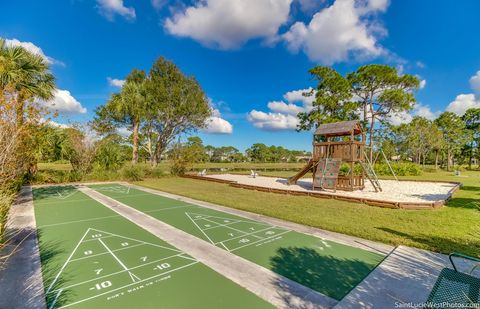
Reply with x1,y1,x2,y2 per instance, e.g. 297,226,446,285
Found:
46,228,92,294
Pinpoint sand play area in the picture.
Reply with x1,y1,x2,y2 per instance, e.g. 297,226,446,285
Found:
203,174,460,207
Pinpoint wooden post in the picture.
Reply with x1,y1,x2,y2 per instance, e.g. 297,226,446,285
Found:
350,129,354,190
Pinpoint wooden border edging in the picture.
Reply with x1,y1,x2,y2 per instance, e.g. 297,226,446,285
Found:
181,174,462,210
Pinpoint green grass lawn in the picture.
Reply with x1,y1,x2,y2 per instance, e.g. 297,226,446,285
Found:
135,170,480,257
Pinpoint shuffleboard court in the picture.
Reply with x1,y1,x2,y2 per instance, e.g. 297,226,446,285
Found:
33,186,275,309
89,184,386,301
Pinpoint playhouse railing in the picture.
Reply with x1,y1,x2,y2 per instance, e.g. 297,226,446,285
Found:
313,141,364,162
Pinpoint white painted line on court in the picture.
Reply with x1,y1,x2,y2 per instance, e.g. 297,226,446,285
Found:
200,217,264,240
185,212,216,245
39,214,122,228
90,228,183,254
48,253,194,294
70,243,146,262
230,230,291,252
49,288,63,309
56,261,199,309
214,226,275,245
46,229,92,294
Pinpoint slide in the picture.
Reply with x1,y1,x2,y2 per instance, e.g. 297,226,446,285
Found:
287,159,314,185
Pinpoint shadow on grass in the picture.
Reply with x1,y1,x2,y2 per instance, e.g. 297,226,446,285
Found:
445,197,480,210
377,228,480,258
269,246,378,303
459,186,480,192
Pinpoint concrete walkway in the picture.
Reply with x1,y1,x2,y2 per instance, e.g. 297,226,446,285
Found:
0,187,46,309
79,186,337,309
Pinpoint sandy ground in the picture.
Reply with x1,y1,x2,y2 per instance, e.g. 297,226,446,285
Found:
204,174,458,203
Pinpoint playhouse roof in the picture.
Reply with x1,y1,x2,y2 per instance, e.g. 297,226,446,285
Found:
314,120,363,137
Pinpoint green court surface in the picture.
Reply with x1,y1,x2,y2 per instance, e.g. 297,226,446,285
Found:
33,186,275,309
90,184,386,301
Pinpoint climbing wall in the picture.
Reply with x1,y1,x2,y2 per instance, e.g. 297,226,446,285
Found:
313,158,342,190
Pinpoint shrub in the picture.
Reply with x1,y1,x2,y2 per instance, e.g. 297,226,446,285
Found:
374,162,423,176
121,164,145,181
150,166,168,178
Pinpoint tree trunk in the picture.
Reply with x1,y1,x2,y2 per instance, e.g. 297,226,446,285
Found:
469,141,473,169
447,149,451,171
16,102,24,127
132,120,139,164
435,150,439,169
369,116,375,162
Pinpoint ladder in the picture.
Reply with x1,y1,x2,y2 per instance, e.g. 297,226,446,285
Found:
360,151,382,192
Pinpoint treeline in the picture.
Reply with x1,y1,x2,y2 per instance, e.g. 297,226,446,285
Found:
380,110,480,170
170,137,311,164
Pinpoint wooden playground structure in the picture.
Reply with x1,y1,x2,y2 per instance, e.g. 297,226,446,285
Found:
288,120,382,192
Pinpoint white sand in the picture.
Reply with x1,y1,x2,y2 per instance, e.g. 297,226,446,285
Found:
204,174,458,203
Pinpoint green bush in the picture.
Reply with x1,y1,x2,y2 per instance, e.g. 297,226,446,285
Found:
374,162,423,176
121,164,145,181
150,166,169,178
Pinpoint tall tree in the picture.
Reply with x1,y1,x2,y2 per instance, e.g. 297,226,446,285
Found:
297,67,357,131
92,69,147,164
145,57,211,165
462,108,480,168
0,39,56,126
347,64,420,161
435,112,470,171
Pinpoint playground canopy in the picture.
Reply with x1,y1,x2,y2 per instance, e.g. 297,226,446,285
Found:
314,120,364,137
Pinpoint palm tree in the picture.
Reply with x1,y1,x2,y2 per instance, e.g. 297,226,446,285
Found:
0,38,56,126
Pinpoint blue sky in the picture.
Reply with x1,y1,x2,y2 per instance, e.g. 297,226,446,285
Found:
2,0,480,151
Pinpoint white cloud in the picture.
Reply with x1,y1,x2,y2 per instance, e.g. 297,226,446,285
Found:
419,79,426,89
282,0,389,64
41,89,87,115
164,0,292,49
117,127,131,137
247,88,315,131
386,103,439,125
96,0,136,21
387,111,412,126
446,94,480,116
247,110,299,131
414,103,439,120
470,71,480,93
41,118,71,129
107,77,126,87
4,38,63,66
203,109,233,134
267,101,304,115
151,0,166,10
